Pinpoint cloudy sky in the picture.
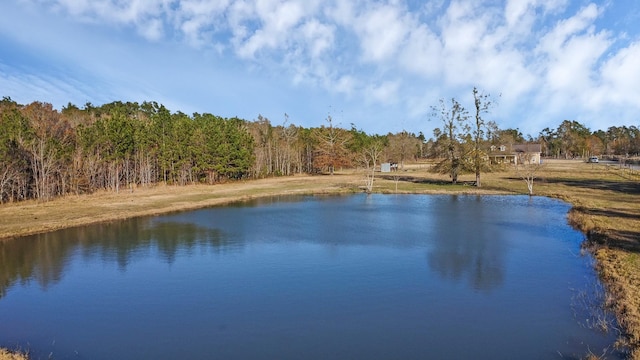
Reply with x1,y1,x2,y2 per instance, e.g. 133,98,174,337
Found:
0,0,639,137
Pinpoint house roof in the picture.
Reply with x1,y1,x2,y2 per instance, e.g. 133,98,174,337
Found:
512,144,542,153
488,143,542,156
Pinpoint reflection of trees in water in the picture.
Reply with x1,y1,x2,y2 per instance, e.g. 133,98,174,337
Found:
426,196,505,291
0,218,231,299
0,232,68,298
144,221,230,264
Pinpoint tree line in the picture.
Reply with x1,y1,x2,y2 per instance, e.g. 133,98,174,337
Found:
1,95,637,203
0,99,257,202
0,97,423,202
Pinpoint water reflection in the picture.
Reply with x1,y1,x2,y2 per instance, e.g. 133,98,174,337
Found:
426,196,506,291
0,195,576,298
1,231,68,298
0,218,228,298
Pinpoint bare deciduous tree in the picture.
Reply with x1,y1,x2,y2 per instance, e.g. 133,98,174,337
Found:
471,87,496,187
431,98,469,184
515,147,543,196
358,137,386,193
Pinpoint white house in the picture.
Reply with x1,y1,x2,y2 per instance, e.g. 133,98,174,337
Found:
488,144,542,165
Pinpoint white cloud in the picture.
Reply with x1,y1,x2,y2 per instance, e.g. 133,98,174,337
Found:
176,0,230,46
366,80,400,105
232,0,313,59
537,3,601,55
299,19,334,58
504,0,567,31
3,0,640,136
353,3,409,62
333,75,357,96
325,1,355,26
533,3,612,116
398,24,443,78
139,18,164,41
438,1,499,86
29,0,172,41
598,41,640,106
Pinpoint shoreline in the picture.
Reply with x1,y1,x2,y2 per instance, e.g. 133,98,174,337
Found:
2,161,639,358
0,349,27,360
0,174,362,241
0,172,511,242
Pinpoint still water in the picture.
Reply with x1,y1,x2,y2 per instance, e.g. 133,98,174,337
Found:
0,195,621,359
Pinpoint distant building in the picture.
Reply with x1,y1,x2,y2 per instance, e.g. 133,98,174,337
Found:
381,162,399,172
488,144,542,165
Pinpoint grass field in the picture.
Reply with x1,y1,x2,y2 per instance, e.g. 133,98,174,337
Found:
1,158,639,359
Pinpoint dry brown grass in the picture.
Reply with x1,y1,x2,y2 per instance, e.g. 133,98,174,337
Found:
1,159,640,358
595,249,640,358
0,348,28,360
524,161,640,359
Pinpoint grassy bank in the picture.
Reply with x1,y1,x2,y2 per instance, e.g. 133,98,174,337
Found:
0,349,28,360
1,159,639,358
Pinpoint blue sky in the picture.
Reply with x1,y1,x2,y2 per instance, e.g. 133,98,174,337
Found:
0,0,639,137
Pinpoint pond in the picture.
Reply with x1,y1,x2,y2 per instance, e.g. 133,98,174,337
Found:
0,194,622,359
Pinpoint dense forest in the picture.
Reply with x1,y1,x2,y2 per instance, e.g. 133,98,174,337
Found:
1,96,638,203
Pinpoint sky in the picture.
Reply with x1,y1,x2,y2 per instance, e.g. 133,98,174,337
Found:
0,0,639,138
